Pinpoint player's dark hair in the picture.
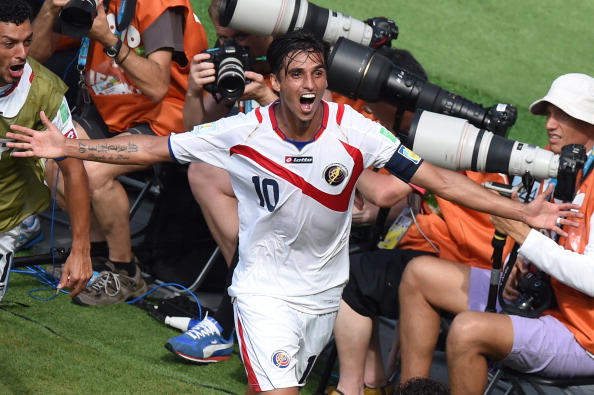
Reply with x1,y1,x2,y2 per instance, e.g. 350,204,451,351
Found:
267,29,330,77
0,0,32,26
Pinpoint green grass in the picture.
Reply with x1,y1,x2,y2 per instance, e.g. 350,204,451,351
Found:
1,272,250,394
5,1,594,394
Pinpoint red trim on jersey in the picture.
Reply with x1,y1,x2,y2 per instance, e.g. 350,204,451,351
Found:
313,101,329,139
236,314,262,391
336,103,345,125
255,107,263,123
230,140,364,212
268,101,330,141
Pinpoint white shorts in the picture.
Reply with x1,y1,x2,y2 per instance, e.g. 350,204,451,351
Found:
0,226,20,301
233,294,337,391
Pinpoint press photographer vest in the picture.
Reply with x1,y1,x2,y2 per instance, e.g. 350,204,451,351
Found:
547,169,594,354
0,58,67,233
397,171,515,269
85,0,208,135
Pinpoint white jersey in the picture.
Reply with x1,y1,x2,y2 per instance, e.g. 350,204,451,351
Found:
169,101,422,313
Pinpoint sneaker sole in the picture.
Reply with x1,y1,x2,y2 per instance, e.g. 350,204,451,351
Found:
164,343,232,363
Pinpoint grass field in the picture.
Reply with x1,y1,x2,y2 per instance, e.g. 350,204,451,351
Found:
3,1,594,394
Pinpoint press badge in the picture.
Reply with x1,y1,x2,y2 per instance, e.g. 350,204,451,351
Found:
92,75,132,95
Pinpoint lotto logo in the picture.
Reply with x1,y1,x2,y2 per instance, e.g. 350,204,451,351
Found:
285,156,313,164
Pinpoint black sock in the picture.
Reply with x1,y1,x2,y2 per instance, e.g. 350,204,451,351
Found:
215,248,238,339
110,260,137,277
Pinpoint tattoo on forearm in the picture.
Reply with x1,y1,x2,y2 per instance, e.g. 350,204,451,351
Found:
78,142,138,161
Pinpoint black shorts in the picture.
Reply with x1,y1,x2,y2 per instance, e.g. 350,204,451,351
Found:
73,102,155,139
342,248,434,319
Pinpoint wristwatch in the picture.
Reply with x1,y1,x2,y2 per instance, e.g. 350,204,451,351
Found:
103,38,123,59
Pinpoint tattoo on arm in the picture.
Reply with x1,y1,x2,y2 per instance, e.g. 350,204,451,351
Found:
78,142,139,161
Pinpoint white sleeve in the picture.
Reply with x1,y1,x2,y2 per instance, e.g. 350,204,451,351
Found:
339,105,401,168
518,216,594,297
168,112,251,167
50,97,77,138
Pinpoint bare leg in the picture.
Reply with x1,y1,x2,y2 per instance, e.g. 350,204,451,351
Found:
334,300,372,395
83,158,149,262
188,162,238,266
363,318,389,389
398,256,471,382
447,311,513,395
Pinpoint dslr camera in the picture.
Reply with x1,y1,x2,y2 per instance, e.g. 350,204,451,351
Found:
203,40,251,101
58,0,97,39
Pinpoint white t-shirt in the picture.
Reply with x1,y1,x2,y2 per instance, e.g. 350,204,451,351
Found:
0,62,76,138
169,101,422,313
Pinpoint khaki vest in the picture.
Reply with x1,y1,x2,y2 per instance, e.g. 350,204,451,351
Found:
0,58,67,233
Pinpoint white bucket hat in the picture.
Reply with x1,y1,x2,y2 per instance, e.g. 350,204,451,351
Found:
529,73,594,126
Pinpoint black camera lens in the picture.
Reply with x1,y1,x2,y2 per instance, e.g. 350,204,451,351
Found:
217,58,246,101
59,0,97,39
327,37,517,136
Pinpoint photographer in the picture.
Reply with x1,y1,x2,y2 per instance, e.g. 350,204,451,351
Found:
29,0,208,306
398,73,594,394
182,0,277,130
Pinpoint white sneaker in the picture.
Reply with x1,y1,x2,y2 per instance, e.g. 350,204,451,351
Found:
15,215,43,252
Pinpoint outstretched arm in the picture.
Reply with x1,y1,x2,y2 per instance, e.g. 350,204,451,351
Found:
8,111,173,165
409,161,582,236
55,157,92,297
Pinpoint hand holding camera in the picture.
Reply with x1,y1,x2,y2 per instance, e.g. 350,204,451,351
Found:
202,40,252,101
187,53,218,97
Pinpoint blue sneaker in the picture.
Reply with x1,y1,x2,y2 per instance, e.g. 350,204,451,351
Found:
164,315,234,363
15,215,43,252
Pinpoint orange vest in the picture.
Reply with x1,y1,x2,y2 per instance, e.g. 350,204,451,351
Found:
545,170,594,353
398,171,515,270
85,0,208,135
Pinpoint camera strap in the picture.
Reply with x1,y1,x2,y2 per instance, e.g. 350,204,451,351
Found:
103,0,137,33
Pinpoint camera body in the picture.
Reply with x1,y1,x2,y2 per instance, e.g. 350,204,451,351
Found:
203,41,251,101
58,0,97,39
555,144,587,201
505,270,554,317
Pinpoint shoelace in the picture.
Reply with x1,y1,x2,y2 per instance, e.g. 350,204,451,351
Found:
186,318,219,340
89,271,121,297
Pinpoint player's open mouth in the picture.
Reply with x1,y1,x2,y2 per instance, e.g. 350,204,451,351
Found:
300,93,316,112
9,64,24,79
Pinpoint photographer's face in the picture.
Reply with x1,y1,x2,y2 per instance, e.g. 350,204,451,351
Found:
214,22,272,73
544,103,594,154
0,20,32,87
